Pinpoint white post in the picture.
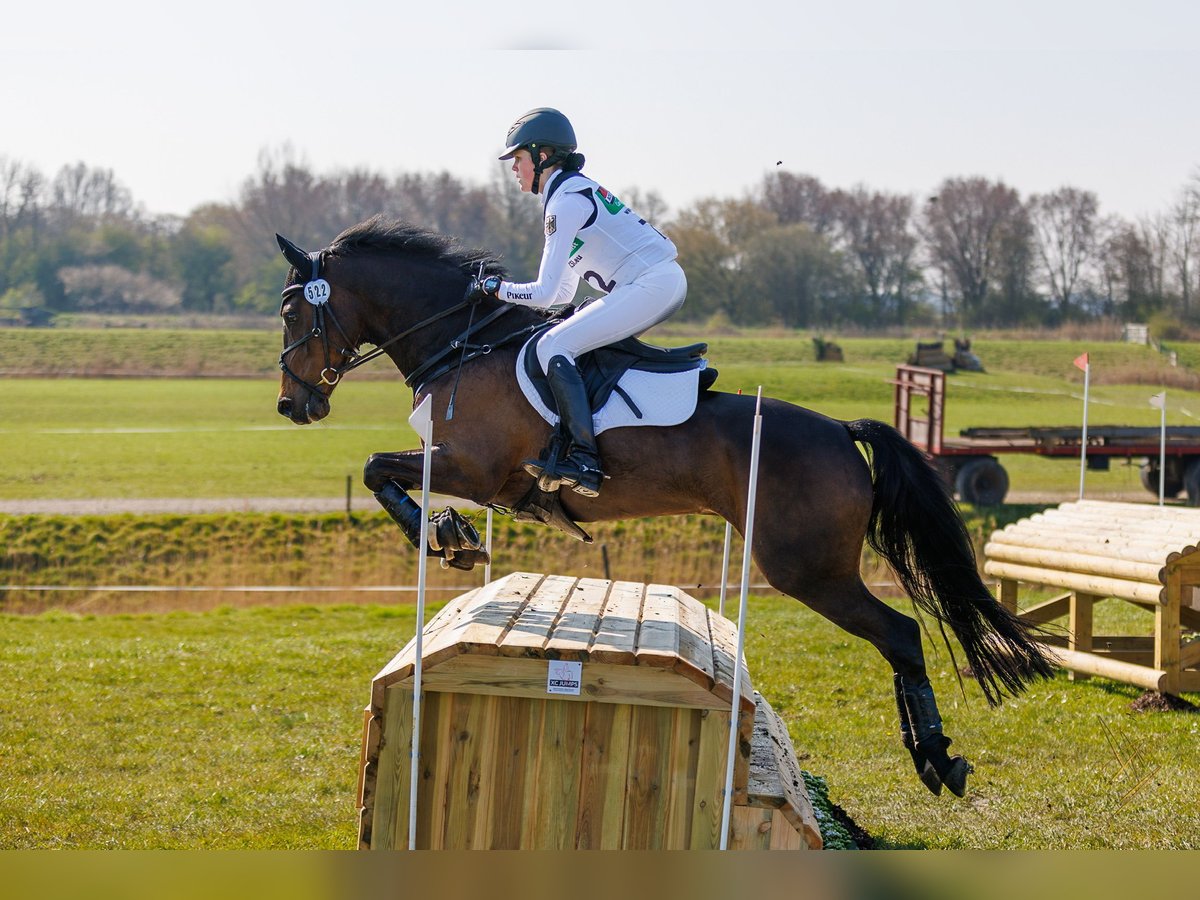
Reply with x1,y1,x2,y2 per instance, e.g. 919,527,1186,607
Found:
1151,391,1167,506
720,386,764,850
484,506,494,584
406,394,434,850
1078,359,1090,500
718,521,733,618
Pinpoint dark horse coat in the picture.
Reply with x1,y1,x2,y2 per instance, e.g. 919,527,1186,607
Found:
274,217,1053,798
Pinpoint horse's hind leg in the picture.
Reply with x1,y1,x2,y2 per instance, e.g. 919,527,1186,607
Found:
769,568,971,797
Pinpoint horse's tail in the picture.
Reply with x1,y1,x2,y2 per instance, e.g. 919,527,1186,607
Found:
845,418,1055,706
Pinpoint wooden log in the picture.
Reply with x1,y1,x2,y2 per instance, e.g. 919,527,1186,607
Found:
983,560,1165,605
988,529,1189,564
983,542,1165,584
1041,644,1168,692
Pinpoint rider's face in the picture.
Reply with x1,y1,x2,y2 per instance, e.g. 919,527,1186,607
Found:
511,149,536,193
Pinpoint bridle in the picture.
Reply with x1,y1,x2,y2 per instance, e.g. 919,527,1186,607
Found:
278,251,525,401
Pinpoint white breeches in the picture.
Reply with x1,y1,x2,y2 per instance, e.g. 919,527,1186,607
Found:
535,259,688,372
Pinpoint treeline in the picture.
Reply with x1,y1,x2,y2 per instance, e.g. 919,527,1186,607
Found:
2,148,1198,330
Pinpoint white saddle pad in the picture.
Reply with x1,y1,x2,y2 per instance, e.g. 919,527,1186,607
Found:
515,336,705,435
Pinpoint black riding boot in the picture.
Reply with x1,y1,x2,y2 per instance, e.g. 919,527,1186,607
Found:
525,355,605,497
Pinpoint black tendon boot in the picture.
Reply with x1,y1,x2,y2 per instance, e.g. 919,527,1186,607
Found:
894,673,943,796
899,676,973,798
524,356,605,497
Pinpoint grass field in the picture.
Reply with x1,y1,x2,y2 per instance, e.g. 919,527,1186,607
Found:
4,331,1199,502
2,597,1196,849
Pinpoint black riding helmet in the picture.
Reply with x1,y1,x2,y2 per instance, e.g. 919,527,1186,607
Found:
499,107,577,194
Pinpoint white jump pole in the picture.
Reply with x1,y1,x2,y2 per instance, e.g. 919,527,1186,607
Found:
1151,391,1167,506
484,507,494,584
720,386,764,850
718,521,733,618
407,394,434,850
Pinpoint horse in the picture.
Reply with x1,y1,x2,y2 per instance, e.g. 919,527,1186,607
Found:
274,215,1054,799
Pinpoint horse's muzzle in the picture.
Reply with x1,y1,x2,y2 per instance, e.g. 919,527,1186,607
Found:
277,393,329,424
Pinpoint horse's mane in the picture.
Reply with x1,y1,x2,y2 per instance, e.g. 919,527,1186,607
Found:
327,215,505,277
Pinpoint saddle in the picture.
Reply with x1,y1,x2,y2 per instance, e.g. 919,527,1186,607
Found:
521,324,718,419
509,325,719,542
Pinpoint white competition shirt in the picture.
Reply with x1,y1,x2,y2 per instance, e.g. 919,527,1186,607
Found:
499,170,678,309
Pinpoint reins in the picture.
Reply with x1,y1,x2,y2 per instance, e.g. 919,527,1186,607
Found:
279,256,541,406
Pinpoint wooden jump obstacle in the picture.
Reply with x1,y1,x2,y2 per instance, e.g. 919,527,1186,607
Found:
356,571,822,850
983,500,1200,694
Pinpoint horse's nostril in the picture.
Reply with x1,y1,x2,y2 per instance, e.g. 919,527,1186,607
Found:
277,397,293,416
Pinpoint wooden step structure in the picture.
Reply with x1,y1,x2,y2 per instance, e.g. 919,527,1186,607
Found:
983,501,1200,693
356,572,822,850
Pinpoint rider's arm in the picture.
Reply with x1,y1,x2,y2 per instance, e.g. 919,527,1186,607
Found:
497,191,590,309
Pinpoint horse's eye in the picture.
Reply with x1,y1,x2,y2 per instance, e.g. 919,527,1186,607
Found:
283,309,299,325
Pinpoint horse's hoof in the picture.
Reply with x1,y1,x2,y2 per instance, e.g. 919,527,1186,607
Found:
940,756,973,798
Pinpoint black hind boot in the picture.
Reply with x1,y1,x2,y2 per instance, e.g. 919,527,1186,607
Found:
523,355,605,497
894,674,944,795
898,675,973,798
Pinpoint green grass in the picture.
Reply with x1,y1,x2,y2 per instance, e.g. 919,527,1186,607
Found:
2,598,1195,849
3,332,1197,501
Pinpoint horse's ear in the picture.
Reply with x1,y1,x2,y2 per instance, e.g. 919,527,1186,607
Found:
276,233,313,279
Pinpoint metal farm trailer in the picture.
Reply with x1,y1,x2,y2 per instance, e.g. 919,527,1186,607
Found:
892,364,1200,506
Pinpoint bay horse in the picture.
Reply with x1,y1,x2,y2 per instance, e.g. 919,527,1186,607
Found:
274,216,1053,798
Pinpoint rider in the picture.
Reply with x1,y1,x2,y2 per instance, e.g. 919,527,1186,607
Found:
473,107,687,498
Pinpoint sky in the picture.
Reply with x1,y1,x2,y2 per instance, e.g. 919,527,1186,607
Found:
3,1,1198,226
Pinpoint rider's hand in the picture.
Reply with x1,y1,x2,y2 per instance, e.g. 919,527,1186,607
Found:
467,274,502,303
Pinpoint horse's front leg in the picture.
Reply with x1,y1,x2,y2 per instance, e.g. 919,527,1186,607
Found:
363,448,490,571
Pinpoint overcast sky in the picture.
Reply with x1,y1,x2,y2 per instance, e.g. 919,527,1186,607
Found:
4,0,1197,225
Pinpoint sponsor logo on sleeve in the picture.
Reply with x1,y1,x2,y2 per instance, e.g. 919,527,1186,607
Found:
596,187,625,215
545,214,556,236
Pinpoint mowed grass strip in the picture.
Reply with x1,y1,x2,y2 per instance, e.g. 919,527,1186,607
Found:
2,599,1197,849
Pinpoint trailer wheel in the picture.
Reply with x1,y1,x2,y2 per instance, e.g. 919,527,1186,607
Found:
1184,458,1200,507
955,457,1009,505
1139,460,1183,498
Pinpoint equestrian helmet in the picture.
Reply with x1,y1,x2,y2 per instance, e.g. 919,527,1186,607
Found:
498,108,577,160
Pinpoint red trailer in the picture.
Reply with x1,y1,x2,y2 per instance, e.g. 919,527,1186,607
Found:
892,364,1200,506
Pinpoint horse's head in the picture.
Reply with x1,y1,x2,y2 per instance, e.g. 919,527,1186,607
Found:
275,233,362,424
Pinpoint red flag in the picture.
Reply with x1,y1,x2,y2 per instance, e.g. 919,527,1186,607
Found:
1073,352,1089,371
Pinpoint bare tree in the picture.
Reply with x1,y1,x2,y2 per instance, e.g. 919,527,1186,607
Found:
49,162,135,224
759,171,839,235
1170,177,1200,318
920,177,1027,325
834,187,920,325
1029,186,1098,318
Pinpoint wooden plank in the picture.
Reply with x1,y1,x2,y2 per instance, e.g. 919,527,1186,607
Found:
636,585,683,667
689,708,730,850
728,806,773,850
1179,637,1200,670
750,695,822,849
499,573,577,656
486,695,536,849
661,707,700,849
767,810,808,850
422,574,545,664
983,560,1165,605
1017,593,1072,625
515,700,548,848
373,684,414,850
590,580,643,665
402,653,728,709
1156,570,1182,694
665,583,717,687
622,705,674,848
574,701,631,849
998,578,1018,614
1069,592,1096,683
1042,644,1168,692
421,691,455,848
983,543,1166,584
438,693,496,849
546,577,611,659
527,699,587,849
706,607,756,709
